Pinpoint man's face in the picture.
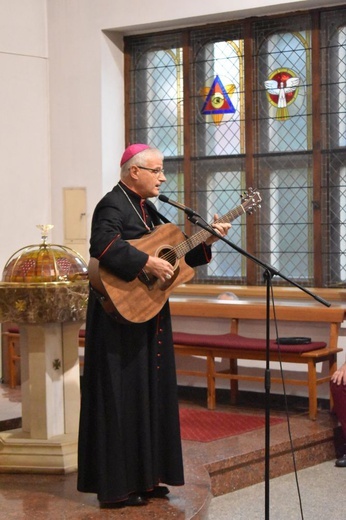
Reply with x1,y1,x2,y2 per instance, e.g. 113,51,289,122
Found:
132,152,166,198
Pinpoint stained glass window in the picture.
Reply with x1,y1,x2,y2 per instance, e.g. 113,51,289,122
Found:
125,6,346,287
258,29,311,153
194,37,244,156
321,10,346,286
253,15,314,282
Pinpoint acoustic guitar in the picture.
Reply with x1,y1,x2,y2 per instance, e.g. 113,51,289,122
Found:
88,188,261,323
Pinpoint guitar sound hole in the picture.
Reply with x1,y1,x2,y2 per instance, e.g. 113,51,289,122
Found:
157,246,178,268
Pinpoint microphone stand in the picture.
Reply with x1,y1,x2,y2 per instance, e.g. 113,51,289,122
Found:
187,213,330,520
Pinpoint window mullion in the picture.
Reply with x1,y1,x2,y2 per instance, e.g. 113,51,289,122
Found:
182,30,193,238
312,11,323,286
244,19,257,285
124,40,132,145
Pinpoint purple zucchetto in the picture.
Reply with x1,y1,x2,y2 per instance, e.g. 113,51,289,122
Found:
120,143,151,166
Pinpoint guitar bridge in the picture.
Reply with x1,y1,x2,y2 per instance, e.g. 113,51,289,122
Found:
138,269,156,290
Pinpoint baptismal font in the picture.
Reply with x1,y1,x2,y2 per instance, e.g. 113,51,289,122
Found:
0,225,88,473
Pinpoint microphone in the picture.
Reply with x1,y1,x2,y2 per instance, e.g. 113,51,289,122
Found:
158,194,199,217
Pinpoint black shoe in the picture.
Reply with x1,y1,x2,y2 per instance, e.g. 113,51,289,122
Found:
125,493,148,506
100,494,148,508
99,501,125,509
144,486,170,498
335,454,346,467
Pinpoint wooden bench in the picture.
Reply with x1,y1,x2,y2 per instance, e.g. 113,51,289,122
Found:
1,326,86,386
1,327,20,388
170,298,345,420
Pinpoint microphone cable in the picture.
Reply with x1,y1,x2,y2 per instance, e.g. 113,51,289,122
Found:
269,282,305,520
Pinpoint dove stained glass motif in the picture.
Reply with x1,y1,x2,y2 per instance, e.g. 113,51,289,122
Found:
264,68,300,120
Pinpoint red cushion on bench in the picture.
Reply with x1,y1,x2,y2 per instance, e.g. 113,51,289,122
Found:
173,331,326,354
7,327,19,334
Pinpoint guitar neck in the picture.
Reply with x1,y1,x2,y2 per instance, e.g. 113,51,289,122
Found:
174,203,246,259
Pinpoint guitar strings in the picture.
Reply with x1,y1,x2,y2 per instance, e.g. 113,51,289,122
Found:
158,206,244,265
158,191,260,265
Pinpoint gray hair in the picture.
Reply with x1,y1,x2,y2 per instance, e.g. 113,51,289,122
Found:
120,147,164,178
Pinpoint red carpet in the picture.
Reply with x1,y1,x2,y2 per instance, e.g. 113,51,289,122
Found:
179,408,284,442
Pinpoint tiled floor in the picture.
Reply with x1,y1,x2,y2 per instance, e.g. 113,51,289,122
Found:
208,459,346,520
0,384,340,519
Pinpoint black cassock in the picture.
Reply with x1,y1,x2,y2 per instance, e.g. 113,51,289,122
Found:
77,182,212,503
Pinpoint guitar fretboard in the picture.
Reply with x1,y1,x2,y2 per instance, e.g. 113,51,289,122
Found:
173,203,247,259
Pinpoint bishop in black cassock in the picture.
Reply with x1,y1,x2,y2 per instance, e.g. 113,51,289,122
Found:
77,155,213,505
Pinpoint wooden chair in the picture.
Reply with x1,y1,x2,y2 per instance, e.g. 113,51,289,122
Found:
1,326,20,388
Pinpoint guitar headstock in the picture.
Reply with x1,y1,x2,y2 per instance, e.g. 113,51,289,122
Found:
241,188,262,214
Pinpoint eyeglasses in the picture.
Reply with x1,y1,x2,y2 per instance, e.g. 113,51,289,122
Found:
136,165,165,175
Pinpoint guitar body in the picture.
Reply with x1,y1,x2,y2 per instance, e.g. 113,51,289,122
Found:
90,223,195,324
87,188,262,323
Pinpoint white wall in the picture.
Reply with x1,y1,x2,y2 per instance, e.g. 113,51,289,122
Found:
0,0,49,270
